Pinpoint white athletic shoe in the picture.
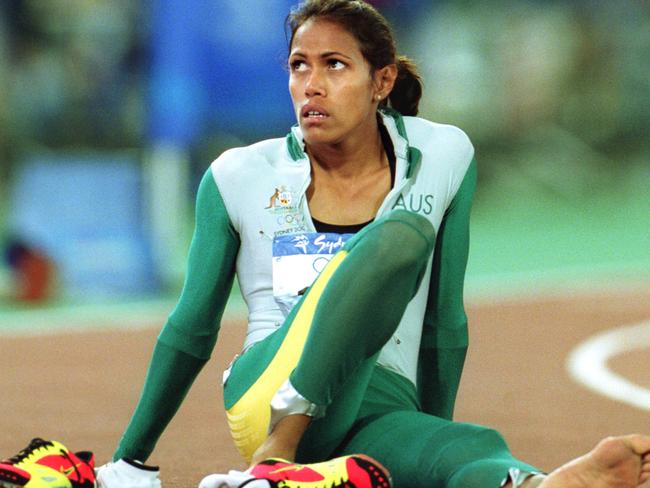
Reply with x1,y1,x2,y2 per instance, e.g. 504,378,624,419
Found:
96,458,162,488
198,469,254,488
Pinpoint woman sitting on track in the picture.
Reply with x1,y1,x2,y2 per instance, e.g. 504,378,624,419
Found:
97,1,650,487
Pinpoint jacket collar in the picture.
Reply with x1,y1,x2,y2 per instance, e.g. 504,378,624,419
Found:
285,108,421,179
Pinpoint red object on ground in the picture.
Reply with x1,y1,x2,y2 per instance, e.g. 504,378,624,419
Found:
15,250,54,302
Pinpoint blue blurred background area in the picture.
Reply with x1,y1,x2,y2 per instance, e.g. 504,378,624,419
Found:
0,0,648,305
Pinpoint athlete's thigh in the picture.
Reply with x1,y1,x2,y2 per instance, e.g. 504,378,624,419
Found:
223,328,377,463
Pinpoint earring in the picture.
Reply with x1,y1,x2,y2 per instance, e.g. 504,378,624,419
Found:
376,94,382,101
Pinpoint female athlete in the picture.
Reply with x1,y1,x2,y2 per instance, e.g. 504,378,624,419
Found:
97,1,650,487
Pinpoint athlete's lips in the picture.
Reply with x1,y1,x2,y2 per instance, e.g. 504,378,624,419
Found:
301,103,330,119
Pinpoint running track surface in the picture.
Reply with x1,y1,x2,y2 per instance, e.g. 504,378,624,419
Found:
1,287,649,487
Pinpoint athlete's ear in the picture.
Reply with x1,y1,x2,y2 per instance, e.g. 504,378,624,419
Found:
373,64,397,101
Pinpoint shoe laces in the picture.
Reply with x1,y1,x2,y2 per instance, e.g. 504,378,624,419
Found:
6,438,55,464
5,438,84,482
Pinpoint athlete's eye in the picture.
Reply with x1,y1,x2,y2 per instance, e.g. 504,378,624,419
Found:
328,59,346,70
290,59,307,72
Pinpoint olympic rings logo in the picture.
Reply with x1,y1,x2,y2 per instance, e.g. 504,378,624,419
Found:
312,256,330,273
276,213,305,226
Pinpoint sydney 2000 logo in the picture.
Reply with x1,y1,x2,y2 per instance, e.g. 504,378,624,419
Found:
265,186,307,236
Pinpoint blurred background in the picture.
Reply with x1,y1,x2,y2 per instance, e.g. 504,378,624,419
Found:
0,0,648,309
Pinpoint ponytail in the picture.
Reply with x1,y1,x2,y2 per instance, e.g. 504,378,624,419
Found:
386,56,423,117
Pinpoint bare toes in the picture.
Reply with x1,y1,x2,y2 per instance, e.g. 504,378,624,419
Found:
624,435,650,456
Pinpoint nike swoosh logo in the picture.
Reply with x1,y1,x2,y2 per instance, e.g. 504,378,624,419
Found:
60,464,81,476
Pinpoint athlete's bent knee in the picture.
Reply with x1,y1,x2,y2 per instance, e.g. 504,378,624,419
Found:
375,210,435,264
386,209,435,243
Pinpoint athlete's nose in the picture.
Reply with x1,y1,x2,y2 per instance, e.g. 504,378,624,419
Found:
305,67,326,98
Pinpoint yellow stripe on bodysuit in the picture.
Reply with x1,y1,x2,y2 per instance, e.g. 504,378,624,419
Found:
226,251,348,462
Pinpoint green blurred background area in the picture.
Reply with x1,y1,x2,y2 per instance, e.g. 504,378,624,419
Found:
0,0,648,310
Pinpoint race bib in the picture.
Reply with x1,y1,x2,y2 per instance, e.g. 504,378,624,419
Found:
272,232,353,316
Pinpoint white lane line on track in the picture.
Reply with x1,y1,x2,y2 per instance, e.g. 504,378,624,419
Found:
567,319,650,411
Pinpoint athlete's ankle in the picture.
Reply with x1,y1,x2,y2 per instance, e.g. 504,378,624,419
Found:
251,414,311,464
250,434,301,465
250,442,296,466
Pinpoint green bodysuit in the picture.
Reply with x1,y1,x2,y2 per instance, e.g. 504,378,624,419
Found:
114,109,539,487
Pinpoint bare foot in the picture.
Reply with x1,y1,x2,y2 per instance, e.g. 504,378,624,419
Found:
534,435,650,488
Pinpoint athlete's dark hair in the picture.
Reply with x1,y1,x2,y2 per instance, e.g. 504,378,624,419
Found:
286,0,423,116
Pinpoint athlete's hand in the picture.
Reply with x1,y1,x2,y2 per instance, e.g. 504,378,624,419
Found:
96,458,162,488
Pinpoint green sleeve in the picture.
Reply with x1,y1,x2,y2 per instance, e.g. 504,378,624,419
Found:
417,158,476,420
113,169,240,461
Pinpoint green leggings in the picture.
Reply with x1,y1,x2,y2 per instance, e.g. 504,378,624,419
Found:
223,210,537,487
333,366,537,488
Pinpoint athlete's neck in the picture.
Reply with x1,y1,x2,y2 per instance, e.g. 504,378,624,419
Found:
306,120,391,225
306,121,386,182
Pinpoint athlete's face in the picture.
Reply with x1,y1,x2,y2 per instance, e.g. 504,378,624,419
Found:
288,19,386,147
